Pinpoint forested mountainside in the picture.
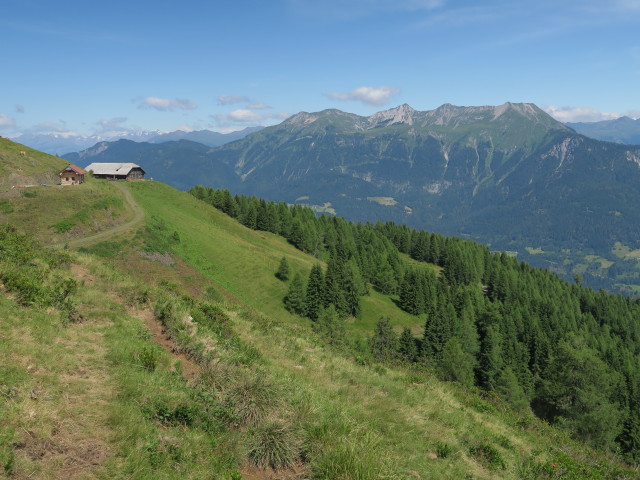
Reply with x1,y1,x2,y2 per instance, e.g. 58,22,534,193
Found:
191,185,640,464
66,103,640,295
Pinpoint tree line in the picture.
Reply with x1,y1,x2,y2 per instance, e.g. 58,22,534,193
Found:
190,185,640,463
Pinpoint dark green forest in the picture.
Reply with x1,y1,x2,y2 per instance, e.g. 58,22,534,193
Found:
190,185,640,464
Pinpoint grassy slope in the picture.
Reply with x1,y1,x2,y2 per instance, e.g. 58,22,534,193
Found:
0,179,134,246
0,252,241,479
1,176,638,479
126,181,421,337
0,138,67,189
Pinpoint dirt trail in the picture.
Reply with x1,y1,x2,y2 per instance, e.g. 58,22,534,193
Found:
72,263,201,383
128,305,202,382
59,183,144,248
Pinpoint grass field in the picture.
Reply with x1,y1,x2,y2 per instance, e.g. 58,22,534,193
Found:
0,179,133,246
126,181,423,336
0,138,68,189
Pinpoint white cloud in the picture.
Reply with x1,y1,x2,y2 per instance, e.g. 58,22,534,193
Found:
229,109,264,123
217,94,251,105
139,97,197,111
326,86,401,107
543,105,624,123
0,113,16,130
212,110,290,127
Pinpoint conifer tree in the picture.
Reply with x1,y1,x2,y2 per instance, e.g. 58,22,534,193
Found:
399,270,423,315
618,411,640,465
314,304,345,346
373,255,398,294
275,256,290,281
478,324,503,390
305,264,325,320
439,337,475,386
423,302,455,361
242,204,257,230
369,317,399,363
495,367,530,413
284,273,305,316
398,327,418,362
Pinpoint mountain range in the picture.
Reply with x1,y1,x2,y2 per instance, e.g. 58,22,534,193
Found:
567,116,640,145
64,102,640,293
13,126,262,156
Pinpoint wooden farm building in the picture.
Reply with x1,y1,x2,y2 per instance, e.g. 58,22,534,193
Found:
85,163,146,181
59,164,86,185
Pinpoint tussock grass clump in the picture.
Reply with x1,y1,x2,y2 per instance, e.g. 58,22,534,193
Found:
225,370,280,426
199,360,237,392
247,419,302,469
469,443,506,471
310,430,388,480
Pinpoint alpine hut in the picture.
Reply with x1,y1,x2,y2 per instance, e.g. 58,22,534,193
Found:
59,164,87,185
85,163,145,181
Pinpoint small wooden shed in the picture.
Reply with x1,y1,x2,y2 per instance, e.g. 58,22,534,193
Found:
59,164,87,185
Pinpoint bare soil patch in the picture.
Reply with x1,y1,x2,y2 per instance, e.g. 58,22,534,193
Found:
13,430,109,480
130,305,202,382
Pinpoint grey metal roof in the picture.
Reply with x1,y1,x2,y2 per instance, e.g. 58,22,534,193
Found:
84,163,144,176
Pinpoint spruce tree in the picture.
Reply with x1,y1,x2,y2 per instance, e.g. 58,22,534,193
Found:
284,273,305,316
275,256,290,281
618,411,640,465
242,204,257,230
370,316,399,363
314,304,345,346
439,338,475,386
305,264,325,320
495,367,530,413
398,327,418,362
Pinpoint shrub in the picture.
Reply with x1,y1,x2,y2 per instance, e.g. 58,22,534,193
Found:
147,401,198,427
0,270,43,305
275,256,290,281
51,217,76,233
436,441,453,459
135,346,159,372
247,420,301,469
469,443,506,471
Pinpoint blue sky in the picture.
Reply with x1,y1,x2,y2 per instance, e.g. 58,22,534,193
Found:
1,0,639,138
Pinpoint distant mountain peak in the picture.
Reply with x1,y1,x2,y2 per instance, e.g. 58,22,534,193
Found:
493,102,543,119
284,111,319,126
368,104,416,127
